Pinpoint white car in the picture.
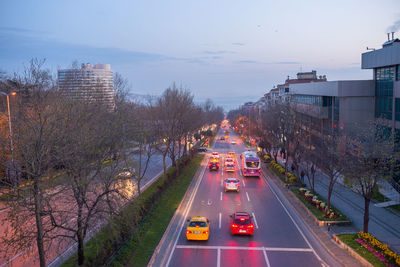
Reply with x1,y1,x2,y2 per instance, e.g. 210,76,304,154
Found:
224,178,240,192
118,168,135,178
211,152,220,159
231,140,236,145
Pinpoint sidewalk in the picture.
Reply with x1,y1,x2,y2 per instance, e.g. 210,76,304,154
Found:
274,154,400,254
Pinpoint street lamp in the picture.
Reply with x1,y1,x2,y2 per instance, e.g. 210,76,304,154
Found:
0,91,16,163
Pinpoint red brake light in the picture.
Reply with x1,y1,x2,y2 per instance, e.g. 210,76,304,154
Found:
240,218,245,221
186,230,192,234
203,231,208,234
259,169,262,172
248,224,254,228
231,224,238,228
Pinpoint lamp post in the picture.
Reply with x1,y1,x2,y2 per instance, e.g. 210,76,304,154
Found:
0,91,16,163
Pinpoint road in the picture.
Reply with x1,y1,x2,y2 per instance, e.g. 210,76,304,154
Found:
0,153,171,267
151,128,340,267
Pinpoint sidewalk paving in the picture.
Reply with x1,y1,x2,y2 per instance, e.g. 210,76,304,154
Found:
274,154,400,254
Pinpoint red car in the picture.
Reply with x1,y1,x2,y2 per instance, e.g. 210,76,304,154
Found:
230,212,254,235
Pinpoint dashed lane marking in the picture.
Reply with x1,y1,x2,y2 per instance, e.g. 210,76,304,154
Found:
252,212,259,229
246,191,250,202
219,212,222,229
220,192,222,201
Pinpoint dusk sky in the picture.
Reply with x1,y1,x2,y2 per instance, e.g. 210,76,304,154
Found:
1,0,400,110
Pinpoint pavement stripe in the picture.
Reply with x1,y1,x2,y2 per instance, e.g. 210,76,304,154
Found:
220,191,222,201
219,212,222,229
217,248,221,267
263,248,271,267
252,212,259,229
246,191,250,202
175,245,313,252
242,179,245,187
261,172,326,265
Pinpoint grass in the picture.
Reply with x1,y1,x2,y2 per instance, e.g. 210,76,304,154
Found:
292,189,349,222
110,154,204,267
388,204,400,212
372,188,388,203
336,234,386,267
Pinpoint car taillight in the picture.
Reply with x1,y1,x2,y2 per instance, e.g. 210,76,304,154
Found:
244,169,247,172
231,224,238,228
248,224,254,228
203,231,208,234
186,230,192,234
259,169,262,172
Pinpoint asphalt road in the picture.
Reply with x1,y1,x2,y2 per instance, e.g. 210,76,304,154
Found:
151,128,340,267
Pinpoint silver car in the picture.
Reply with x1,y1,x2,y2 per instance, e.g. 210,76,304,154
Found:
224,178,240,192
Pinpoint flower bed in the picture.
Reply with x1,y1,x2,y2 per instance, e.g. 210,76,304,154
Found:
292,188,348,221
357,231,400,266
267,159,298,185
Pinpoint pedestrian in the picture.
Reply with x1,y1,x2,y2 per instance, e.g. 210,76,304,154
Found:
300,170,305,183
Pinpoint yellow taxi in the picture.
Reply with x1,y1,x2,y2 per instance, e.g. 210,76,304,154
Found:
186,216,210,241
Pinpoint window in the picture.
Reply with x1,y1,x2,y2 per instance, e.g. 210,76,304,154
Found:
396,98,400,122
246,161,259,168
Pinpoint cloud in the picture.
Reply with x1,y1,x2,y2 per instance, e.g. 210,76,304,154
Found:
271,61,300,65
232,42,245,46
235,60,259,64
0,28,169,67
203,50,235,55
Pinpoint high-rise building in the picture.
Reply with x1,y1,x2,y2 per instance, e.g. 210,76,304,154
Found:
58,63,115,109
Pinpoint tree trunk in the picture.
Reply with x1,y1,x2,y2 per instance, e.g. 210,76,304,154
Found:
33,180,46,267
327,178,334,213
162,151,167,175
363,197,371,233
77,206,85,265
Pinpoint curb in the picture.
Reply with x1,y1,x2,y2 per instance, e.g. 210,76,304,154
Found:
332,234,373,267
148,154,208,267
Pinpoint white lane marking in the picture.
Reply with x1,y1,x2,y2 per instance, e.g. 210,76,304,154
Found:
217,248,221,267
175,245,313,252
261,173,327,266
246,191,250,202
222,170,224,177
242,179,245,187
263,248,271,267
165,158,208,267
221,178,223,187
219,212,222,229
220,191,222,201
252,212,259,229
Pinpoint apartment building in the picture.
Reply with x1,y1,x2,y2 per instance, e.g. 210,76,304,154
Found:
58,63,115,109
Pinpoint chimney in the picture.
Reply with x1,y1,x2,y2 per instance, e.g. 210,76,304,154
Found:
388,33,390,41
392,32,395,40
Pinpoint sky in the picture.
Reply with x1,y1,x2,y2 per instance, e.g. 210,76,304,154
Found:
1,0,400,110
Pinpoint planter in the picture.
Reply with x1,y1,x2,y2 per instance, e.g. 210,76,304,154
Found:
333,234,374,267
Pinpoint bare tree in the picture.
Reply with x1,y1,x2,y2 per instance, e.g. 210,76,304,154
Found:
0,59,59,267
343,121,393,232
